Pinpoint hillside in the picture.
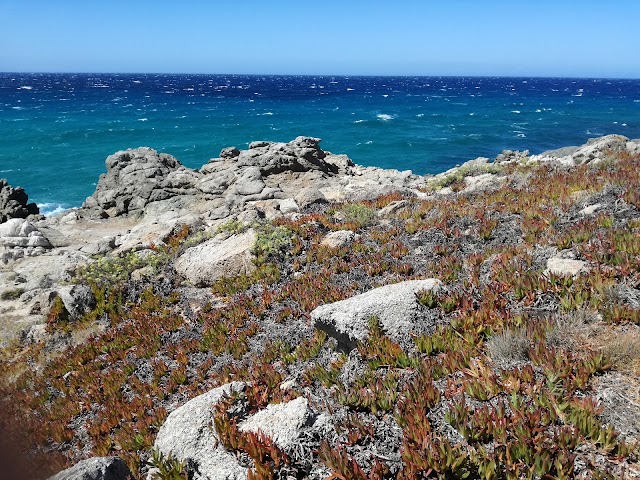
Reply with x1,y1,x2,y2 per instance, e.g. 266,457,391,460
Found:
1,135,639,479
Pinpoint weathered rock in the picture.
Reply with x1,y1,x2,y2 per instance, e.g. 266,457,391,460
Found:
80,137,424,223
239,397,313,450
11,250,88,292
234,167,266,195
57,284,96,320
311,279,443,349
579,203,603,216
47,456,130,480
23,323,49,344
220,146,241,159
529,135,639,167
154,382,247,480
462,173,506,194
546,257,589,277
278,198,299,215
572,134,630,164
237,137,337,175
83,147,196,218
320,230,356,249
175,229,257,287
377,200,410,218
0,178,39,223
495,149,530,163
540,145,580,158
294,187,327,207
0,218,31,237
0,218,52,252
79,236,116,255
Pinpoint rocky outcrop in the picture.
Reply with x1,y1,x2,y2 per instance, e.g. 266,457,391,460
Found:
311,279,443,350
493,135,638,168
82,147,199,218
428,135,640,197
153,382,247,480
0,178,39,223
47,456,130,480
81,137,423,220
529,134,639,166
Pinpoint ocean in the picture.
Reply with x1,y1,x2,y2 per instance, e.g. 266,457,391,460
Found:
1,73,639,215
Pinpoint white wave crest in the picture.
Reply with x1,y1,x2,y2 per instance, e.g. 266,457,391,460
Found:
39,203,71,217
376,114,395,121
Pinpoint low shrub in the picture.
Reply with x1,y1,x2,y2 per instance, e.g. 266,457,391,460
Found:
252,224,293,265
333,203,376,228
0,288,25,300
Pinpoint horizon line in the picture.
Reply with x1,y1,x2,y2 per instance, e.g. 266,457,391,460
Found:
1,71,640,81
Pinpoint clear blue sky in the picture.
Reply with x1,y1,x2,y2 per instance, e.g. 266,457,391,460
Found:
1,0,639,78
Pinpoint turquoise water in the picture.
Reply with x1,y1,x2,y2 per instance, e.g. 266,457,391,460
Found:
1,73,639,214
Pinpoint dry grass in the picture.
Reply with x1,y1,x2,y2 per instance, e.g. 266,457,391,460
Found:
600,330,640,373
487,328,530,367
545,309,596,349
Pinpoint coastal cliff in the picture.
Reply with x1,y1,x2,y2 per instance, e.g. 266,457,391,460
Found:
1,135,639,479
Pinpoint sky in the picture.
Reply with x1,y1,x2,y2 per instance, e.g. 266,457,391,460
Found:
1,0,639,78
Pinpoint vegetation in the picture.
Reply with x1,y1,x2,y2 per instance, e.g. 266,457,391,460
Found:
1,148,640,478
424,161,503,192
0,287,25,300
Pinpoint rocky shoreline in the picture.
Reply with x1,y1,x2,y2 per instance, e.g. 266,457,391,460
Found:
1,134,640,479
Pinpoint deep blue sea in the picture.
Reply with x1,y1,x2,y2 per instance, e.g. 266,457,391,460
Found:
1,73,639,215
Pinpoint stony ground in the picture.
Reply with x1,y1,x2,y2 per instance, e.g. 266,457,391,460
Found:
1,136,640,479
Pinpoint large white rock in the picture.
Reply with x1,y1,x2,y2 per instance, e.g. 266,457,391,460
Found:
278,198,299,215
154,382,247,480
175,229,257,287
239,397,312,451
320,230,356,249
0,218,30,237
546,257,589,277
311,279,443,349
0,218,52,249
48,456,130,480
579,203,602,216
